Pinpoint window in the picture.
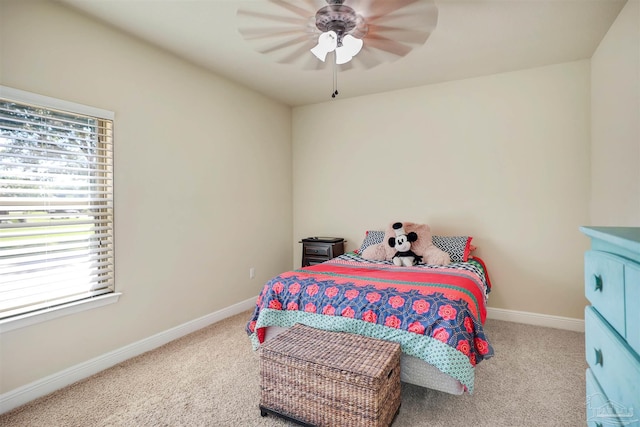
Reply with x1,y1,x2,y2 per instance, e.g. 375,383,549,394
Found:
0,86,115,326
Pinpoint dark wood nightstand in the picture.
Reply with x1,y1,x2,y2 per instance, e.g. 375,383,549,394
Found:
300,237,345,267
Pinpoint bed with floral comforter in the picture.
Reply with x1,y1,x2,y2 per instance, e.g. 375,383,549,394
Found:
246,252,494,393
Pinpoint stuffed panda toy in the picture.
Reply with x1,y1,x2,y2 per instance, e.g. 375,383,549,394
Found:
388,222,423,267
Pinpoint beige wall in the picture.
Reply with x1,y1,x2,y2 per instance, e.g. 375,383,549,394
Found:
0,0,292,393
590,0,640,226
293,61,592,319
2,0,637,403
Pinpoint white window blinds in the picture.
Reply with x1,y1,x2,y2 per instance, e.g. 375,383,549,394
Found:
0,87,115,320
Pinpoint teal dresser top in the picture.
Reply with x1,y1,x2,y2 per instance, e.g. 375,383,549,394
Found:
580,226,640,263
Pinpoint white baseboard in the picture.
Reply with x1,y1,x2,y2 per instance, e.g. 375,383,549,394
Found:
1,299,582,414
0,296,257,415
487,306,584,332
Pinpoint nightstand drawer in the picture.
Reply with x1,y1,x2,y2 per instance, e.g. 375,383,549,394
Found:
300,238,345,267
585,251,626,336
585,307,640,423
304,245,332,258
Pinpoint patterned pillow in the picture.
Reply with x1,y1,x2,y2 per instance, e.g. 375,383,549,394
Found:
356,230,385,254
432,236,473,262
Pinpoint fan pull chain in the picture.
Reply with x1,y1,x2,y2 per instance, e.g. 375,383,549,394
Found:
332,56,339,98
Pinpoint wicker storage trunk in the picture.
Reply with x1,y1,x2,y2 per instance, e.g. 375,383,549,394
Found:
259,324,402,427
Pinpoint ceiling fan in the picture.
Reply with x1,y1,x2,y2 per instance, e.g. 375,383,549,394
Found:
237,0,439,72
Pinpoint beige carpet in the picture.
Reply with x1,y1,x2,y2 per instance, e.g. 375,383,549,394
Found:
0,310,586,427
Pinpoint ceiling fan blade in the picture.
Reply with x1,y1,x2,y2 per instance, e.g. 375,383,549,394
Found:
268,0,316,19
366,3,438,27
363,35,413,57
239,27,311,41
366,25,431,45
237,6,317,53
237,10,307,34
257,34,314,55
355,0,422,20
237,9,308,26
276,40,319,64
351,0,438,65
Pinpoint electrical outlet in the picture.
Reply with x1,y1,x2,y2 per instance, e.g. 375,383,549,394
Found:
249,267,255,279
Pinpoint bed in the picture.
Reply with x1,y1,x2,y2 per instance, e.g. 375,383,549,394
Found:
246,229,494,395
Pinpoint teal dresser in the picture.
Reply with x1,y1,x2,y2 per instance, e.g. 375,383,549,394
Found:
580,227,640,427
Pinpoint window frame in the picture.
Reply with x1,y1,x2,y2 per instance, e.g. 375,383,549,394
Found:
0,86,120,333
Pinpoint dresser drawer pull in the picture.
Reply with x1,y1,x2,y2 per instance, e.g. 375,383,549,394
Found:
594,348,603,366
593,274,603,292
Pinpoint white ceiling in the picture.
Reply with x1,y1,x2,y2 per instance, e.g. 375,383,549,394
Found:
58,0,627,107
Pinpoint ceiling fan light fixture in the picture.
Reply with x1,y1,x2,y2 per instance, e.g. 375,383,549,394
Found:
310,30,338,62
310,1,364,64
311,31,363,64
335,34,363,64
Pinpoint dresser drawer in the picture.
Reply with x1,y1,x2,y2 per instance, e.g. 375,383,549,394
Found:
626,264,640,356
586,368,622,427
585,307,640,424
584,251,626,337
